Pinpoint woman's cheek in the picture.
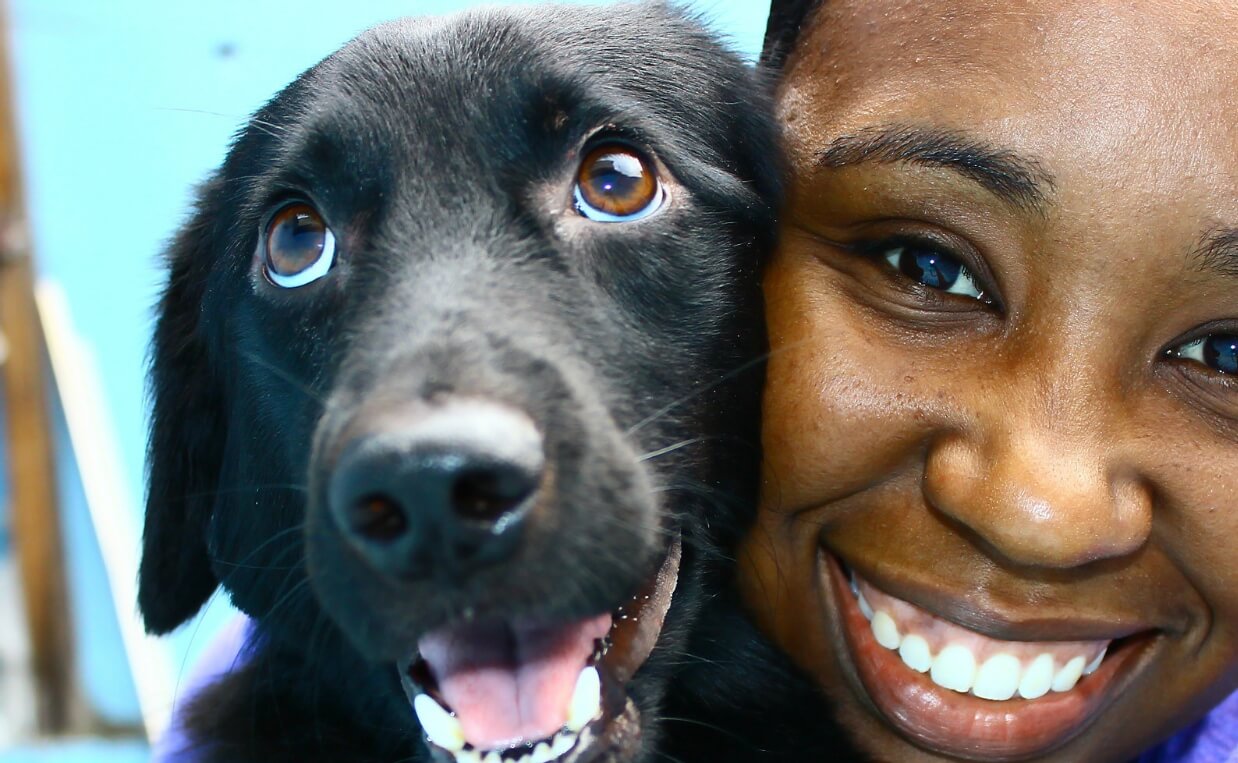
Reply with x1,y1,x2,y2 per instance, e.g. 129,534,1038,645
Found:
1143,426,1238,633
761,251,954,516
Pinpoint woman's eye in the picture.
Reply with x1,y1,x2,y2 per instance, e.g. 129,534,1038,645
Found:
573,143,664,222
263,202,336,288
883,245,988,303
1167,334,1238,376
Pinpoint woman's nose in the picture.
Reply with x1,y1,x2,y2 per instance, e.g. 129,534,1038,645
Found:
923,385,1153,569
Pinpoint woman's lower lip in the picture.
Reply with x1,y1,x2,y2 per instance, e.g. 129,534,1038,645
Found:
822,552,1149,761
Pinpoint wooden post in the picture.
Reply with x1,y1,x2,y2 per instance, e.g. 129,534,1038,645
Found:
0,3,76,734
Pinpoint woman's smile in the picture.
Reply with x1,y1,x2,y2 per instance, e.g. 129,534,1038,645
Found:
823,552,1159,760
741,0,1238,759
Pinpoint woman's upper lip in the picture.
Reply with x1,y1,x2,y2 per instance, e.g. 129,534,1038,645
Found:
828,549,1162,643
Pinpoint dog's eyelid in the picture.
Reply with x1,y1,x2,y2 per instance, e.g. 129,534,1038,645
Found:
258,189,331,223
580,125,656,153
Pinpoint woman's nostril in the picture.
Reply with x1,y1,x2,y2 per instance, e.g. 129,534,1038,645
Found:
450,465,538,523
352,494,408,541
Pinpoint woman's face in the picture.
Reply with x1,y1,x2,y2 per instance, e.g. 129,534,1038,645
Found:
740,0,1238,760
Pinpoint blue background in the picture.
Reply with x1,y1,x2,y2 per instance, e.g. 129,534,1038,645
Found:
2,1,770,759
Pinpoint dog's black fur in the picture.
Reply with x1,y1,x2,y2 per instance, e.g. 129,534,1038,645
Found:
136,3,828,761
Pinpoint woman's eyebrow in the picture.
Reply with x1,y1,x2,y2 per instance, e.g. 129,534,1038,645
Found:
815,124,1055,214
1191,226,1238,279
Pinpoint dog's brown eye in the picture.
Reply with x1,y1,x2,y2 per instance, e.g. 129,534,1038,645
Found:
264,203,336,288
574,143,664,222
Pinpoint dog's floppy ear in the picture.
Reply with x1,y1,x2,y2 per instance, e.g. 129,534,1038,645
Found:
139,176,229,634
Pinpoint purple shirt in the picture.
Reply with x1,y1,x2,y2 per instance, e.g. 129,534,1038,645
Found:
152,615,1237,763
1137,689,1238,763
151,615,255,763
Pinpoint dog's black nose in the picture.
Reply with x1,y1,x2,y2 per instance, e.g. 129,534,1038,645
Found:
328,401,543,580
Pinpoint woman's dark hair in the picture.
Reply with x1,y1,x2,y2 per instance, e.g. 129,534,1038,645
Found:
762,0,822,69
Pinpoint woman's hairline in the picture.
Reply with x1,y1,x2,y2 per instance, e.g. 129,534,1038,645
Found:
761,0,823,70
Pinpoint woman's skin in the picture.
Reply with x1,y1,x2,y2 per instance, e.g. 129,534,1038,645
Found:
739,0,1237,760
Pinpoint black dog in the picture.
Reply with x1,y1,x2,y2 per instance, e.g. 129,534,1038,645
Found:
140,3,785,762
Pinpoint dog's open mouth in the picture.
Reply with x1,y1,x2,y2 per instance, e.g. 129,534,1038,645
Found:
400,538,682,763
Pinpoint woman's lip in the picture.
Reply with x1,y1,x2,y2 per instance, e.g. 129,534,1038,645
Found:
839,556,1157,643
821,552,1159,761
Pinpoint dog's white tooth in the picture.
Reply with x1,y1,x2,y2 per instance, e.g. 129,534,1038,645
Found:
530,742,554,763
516,754,532,763
482,752,501,763
413,694,465,752
550,732,575,758
566,666,601,732
455,749,481,763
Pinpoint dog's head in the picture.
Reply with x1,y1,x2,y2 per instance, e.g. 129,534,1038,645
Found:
141,3,778,760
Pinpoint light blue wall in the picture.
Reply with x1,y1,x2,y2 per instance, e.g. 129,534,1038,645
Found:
4,0,771,742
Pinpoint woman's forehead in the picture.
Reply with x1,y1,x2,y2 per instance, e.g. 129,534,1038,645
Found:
784,0,1235,127
780,0,1237,225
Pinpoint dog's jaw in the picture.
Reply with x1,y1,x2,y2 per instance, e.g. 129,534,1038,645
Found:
400,538,681,763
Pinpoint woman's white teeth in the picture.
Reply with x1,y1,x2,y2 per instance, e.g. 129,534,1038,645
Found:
972,653,1021,701
856,588,875,621
929,644,976,693
1018,654,1055,700
870,611,900,649
1052,655,1086,693
898,635,932,673
567,665,602,732
1083,646,1107,675
414,693,466,752
853,578,1110,702
413,664,601,763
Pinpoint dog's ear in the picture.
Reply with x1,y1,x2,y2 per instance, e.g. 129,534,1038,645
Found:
139,176,229,634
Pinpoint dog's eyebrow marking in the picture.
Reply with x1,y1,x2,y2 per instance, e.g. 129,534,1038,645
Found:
545,97,570,132
816,124,1055,214
1191,225,1238,280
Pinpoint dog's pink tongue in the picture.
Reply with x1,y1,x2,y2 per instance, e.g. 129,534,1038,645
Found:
418,614,611,750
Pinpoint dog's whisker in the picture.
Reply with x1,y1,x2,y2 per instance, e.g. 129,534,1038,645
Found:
237,348,328,407
626,335,817,436
637,437,709,462
263,576,314,626
626,354,765,435
656,714,755,748
219,174,277,187
151,107,291,140
637,431,763,464
181,483,309,501
583,510,682,543
151,107,287,130
169,584,228,711
250,544,314,627
209,523,306,572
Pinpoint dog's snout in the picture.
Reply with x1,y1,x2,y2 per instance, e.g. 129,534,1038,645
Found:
327,401,543,580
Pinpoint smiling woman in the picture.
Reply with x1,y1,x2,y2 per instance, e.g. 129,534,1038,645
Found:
740,0,1238,761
